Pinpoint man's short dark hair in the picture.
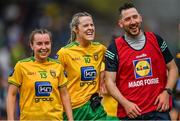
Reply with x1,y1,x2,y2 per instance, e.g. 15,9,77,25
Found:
118,2,135,14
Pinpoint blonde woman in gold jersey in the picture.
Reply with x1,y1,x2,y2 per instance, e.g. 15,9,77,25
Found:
56,12,108,120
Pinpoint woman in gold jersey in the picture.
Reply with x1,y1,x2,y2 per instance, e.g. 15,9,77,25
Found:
6,29,73,121
56,12,108,120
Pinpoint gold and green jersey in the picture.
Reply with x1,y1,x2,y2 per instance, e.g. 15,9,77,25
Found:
100,61,118,117
57,41,106,108
102,95,118,117
8,57,67,120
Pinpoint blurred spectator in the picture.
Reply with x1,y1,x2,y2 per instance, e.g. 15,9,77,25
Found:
0,67,7,120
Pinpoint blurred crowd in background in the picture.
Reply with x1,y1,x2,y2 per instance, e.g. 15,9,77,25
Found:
0,0,179,119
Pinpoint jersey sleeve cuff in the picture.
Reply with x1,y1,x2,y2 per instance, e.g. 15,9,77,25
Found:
8,80,20,87
58,81,68,88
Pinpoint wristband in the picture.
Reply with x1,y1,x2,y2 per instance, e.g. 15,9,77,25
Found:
164,88,172,95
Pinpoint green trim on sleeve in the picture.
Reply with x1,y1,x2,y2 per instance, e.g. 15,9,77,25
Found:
58,81,68,88
8,80,20,87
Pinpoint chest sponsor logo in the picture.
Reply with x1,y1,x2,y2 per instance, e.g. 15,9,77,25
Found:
35,81,53,103
133,58,152,79
128,78,159,88
35,81,52,96
80,66,97,87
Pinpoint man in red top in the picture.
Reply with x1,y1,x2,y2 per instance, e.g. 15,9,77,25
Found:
105,2,178,120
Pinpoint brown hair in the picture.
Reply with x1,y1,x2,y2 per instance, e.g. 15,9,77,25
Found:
29,29,52,45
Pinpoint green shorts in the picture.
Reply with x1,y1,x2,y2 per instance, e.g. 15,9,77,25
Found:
63,101,107,120
106,115,120,121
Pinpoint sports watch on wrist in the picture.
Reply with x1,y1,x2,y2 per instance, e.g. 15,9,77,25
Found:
164,88,173,95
